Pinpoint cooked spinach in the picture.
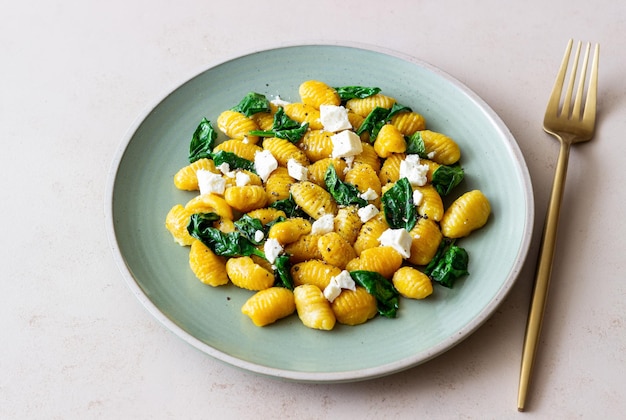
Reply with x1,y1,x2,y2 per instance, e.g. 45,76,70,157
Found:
189,118,217,163
249,107,308,143
432,164,464,196
381,177,418,231
269,194,309,219
273,254,294,290
324,164,367,207
211,150,256,173
333,86,381,101
424,239,469,288
231,92,270,117
233,214,265,245
355,106,390,140
356,103,412,141
349,270,399,318
404,131,428,157
188,213,264,258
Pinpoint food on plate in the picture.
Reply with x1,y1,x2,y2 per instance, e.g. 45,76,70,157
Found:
165,80,491,330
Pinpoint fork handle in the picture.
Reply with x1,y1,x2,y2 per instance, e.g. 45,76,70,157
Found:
517,138,571,411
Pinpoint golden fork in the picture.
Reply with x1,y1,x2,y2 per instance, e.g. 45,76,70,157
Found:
517,39,600,412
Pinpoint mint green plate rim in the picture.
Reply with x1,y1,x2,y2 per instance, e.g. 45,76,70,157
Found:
105,43,534,383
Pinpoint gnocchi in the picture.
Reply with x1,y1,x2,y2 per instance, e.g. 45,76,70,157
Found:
165,80,491,330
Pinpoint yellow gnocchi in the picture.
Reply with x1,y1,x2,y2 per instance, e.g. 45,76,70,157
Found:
440,190,491,238
299,80,341,108
290,181,338,220
226,256,274,291
331,286,377,326
294,284,336,330
242,287,296,326
189,240,229,286
216,110,260,144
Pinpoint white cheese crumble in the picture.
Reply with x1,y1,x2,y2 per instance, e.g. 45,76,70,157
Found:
412,189,423,206
254,230,264,243
319,105,352,132
343,156,355,172
331,130,363,158
323,270,356,302
357,204,379,223
399,154,429,187
254,150,278,182
359,188,379,201
271,95,291,107
378,228,412,259
217,162,231,174
427,151,436,159
263,238,283,264
287,158,308,181
197,169,226,195
235,171,251,186
311,214,335,235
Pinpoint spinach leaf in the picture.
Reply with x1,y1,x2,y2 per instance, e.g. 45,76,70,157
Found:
269,194,309,219
386,102,412,120
273,254,294,290
432,164,464,196
356,106,390,140
188,213,264,258
249,107,309,143
349,270,399,318
424,240,469,288
333,86,381,101
356,103,412,141
234,214,265,245
405,131,428,157
211,150,256,173
381,177,418,231
231,92,270,117
189,118,217,163
324,164,367,207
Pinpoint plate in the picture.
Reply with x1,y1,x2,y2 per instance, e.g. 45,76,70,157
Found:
105,44,534,382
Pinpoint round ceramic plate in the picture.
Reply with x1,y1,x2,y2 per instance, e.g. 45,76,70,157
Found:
106,44,534,383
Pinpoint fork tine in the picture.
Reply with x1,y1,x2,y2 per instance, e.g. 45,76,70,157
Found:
546,39,573,117
561,41,581,117
583,43,600,126
572,42,591,118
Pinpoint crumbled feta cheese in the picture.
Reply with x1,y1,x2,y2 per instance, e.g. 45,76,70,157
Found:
323,270,356,302
334,270,356,290
254,230,264,243
357,204,379,223
323,281,342,302
235,171,251,186
427,151,436,159
311,214,335,235
271,95,291,107
399,154,429,187
331,130,363,158
319,105,352,132
412,189,423,206
287,158,308,181
343,156,355,172
264,238,283,264
217,163,231,174
254,150,278,182
359,188,379,201
197,169,226,195
378,228,412,259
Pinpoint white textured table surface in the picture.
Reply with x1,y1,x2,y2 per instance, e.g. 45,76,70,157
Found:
2,1,625,418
